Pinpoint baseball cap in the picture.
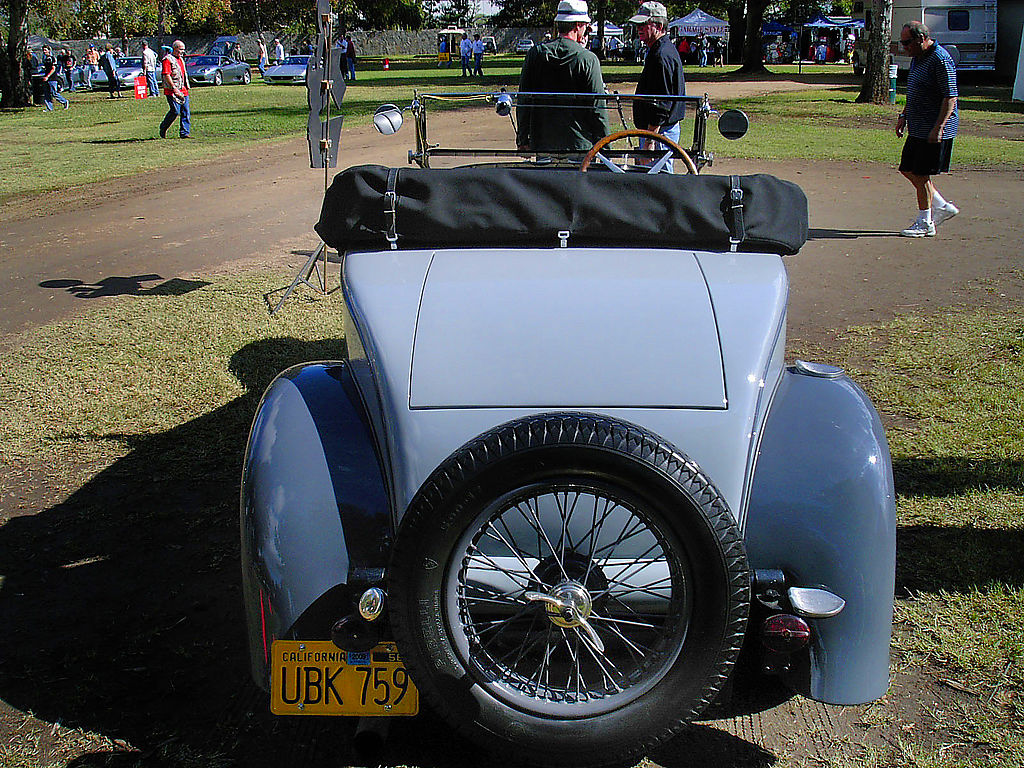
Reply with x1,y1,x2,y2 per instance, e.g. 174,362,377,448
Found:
554,0,591,23
629,1,668,23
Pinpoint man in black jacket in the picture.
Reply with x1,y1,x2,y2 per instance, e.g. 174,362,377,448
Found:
629,1,686,172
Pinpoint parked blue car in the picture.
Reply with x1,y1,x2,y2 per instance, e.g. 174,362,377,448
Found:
240,93,896,767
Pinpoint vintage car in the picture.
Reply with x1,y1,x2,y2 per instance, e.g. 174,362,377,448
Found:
516,37,537,52
185,54,251,85
262,54,311,84
241,92,896,766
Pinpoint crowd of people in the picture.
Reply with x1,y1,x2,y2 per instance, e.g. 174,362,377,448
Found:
24,12,961,238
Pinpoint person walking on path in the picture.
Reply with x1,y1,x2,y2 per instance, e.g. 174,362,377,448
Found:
345,36,357,81
896,20,960,237
629,1,686,172
159,40,191,139
257,38,268,74
40,46,69,111
142,42,159,97
273,38,284,65
472,33,485,76
101,44,120,98
516,0,610,154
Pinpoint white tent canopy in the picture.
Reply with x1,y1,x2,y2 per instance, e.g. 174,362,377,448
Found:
590,21,623,37
669,9,730,37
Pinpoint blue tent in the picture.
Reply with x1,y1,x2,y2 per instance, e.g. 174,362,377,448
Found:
761,20,796,36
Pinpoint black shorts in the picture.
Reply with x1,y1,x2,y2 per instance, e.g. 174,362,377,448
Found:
899,136,954,176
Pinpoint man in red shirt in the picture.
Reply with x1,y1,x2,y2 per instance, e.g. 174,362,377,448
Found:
159,40,191,139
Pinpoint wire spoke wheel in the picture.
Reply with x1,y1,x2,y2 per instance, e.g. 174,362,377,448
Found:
447,482,691,717
389,413,749,766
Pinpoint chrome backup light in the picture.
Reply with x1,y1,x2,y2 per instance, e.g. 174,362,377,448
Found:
358,587,385,621
760,614,811,654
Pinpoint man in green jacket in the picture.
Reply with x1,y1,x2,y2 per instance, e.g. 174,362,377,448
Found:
516,0,610,154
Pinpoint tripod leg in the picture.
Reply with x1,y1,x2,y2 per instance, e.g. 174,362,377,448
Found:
270,243,328,315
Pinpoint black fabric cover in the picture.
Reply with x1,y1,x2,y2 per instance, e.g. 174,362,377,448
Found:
315,164,808,256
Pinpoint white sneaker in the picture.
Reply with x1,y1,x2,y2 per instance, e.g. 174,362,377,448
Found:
932,203,959,226
901,219,936,237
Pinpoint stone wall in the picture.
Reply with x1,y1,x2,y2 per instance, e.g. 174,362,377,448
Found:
57,28,552,62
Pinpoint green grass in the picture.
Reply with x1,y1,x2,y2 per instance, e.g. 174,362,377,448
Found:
0,270,344,492
4,60,1021,203
820,309,1024,767
715,87,1024,167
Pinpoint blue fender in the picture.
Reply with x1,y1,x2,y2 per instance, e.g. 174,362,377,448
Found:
745,364,896,705
240,361,392,687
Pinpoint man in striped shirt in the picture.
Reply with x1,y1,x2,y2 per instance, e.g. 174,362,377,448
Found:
895,21,959,237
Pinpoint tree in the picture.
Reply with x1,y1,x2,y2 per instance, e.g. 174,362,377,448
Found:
856,0,893,104
493,0,557,27
1,0,31,108
737,0,769,73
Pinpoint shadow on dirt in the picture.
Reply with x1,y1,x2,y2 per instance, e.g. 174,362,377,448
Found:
808,227,895,240
3,341,1008,766
39,277,210,299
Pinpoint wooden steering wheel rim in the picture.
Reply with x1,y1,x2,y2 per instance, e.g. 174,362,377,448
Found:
580,128,699,175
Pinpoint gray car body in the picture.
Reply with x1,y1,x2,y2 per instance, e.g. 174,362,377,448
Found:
185,55,251,85
241,243,896,708
262,55,310,84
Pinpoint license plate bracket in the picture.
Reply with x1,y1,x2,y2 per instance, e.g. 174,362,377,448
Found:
270,640,419,716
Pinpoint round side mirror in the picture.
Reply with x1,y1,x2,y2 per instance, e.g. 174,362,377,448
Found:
373,104,404,135
494,92,513,117
718,109,749,141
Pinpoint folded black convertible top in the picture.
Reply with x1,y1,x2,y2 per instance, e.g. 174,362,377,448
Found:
315,164,808,256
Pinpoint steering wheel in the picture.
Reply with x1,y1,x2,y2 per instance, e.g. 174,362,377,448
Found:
580,129,698,175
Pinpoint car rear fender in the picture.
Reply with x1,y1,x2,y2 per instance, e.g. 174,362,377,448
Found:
240,360,391,687
745,364,896,705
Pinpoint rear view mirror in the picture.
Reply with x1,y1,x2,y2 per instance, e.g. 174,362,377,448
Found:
718,109,749,140
494,92,513,117
373,104,404,135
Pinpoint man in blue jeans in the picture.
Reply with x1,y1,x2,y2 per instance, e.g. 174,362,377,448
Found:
159,40,191,139
630,1,686,172
40,46,69,111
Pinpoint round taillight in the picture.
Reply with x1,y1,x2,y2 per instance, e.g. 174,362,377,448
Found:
761,614,811,653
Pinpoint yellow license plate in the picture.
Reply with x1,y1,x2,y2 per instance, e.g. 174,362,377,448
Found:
270,640,419,716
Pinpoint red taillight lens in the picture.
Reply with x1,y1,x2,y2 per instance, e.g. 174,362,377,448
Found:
761,614,811,653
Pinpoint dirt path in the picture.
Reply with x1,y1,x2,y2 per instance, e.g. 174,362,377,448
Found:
2,77,1020,347
0,78,1022,768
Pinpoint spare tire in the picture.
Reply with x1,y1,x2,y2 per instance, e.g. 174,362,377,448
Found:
389,413,750,767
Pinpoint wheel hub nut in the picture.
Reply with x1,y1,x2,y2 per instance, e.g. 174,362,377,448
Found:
545,582,592,629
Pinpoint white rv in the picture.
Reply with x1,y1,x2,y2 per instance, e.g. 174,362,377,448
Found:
852,0,997,73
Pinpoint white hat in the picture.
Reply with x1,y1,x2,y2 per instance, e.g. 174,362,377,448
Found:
628,1,668,23
554,0,592,23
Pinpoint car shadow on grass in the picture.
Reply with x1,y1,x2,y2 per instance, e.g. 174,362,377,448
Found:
893,456,1024,594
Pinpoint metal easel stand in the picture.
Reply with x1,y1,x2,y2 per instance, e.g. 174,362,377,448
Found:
266,0,346,315
266,242,333,315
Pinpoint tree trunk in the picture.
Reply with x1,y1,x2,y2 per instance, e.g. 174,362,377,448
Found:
857,0,894,103
727,5,745,64
595,0,606,60
738,0,769,73
2,0,32,109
